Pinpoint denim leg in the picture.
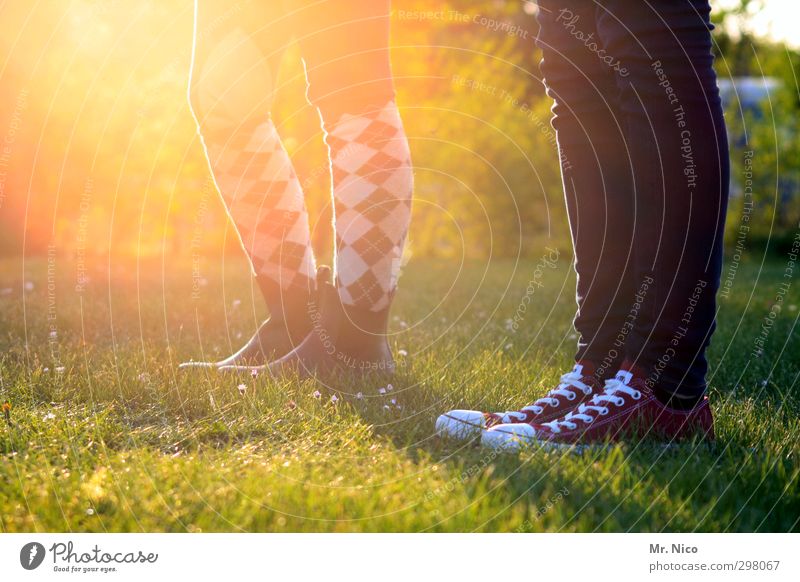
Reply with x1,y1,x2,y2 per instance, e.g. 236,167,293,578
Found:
597,0,729,398
536,0,636,376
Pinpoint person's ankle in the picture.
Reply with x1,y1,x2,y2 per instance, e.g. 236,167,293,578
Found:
654,387,704,410
590,354,624,382
571,359,600,381
256,275,315,326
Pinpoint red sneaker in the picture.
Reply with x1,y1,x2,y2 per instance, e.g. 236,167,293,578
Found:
435,362,604,440
482,364,715,450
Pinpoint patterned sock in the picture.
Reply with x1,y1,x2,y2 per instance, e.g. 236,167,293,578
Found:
201,117,316,295
324,100,413,311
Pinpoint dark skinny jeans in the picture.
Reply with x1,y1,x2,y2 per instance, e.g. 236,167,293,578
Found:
536,0,729,400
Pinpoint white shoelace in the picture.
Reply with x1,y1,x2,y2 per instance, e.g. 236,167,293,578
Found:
540,377,643,433
501,370,593,421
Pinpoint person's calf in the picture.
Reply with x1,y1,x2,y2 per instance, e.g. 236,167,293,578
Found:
325,100,413,313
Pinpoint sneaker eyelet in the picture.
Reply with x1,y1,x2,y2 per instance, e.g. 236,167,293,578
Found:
583,417,594,424
600,407,609,415
614,397,625,407
632,391,642,400
566,392,576,401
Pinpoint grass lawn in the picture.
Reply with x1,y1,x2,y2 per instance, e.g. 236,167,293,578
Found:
1,255,798,532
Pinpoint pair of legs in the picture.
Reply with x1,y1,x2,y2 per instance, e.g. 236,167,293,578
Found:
541,0,728,403
439,0,728,447
186,1,412,374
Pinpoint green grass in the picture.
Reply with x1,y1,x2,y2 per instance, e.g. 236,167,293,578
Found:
1,255,798,532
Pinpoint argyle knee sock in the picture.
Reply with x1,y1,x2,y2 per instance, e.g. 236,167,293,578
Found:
202,117,316,295
324,100,413,311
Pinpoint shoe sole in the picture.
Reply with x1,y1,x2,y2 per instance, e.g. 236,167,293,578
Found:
483,424,713,453
435,412,486,440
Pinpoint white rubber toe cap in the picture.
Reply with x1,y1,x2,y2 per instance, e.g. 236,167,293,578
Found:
481,422,537,451
435,410,486,440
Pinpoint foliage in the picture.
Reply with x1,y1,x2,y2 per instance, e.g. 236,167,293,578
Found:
0,0,797,261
